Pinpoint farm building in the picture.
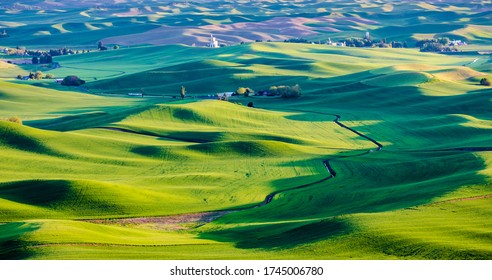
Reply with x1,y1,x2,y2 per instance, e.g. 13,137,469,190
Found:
217,92,234,97
207,34,220,48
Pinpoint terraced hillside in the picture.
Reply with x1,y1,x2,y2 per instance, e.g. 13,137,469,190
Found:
1,40,492,259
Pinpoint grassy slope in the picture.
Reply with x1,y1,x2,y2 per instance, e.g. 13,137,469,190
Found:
0,61,22,79
80,43,475,95
1,42,492,259
0,79,146,120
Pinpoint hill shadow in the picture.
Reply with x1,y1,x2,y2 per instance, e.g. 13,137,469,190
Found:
0,121,60,156
0,180,72,207
199,149,489,250
25,104,156,132
0,222,40,260
200,218,352,250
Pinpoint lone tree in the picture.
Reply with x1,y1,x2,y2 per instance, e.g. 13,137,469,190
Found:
236,87,247,95
180,85,186,99
34,71,44,80
480,78,491,86
235,87,254,96
7,116,22,125
61,75,85,86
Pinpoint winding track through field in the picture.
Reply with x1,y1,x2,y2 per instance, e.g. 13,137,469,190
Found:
251,109,383,208
96,126,209,143
87,106,492,228
90,108,384,226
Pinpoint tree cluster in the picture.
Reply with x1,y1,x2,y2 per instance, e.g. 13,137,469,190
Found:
480,78,491,86
4,46,28,56
234,87,254,96
266,85,302,98
5,47,92,58
7,116,22,125
341,38,373,47
284,38,310,44
16,71,55,80
34,71,44,80
61,75,85,86
416,38,450,48
338,38,408,48
31,54,53,64
27,48,77,57
417,38,457,52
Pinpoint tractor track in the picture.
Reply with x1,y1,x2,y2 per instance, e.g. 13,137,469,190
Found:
247,108,383,209
86,107,491,227
86,109,384,226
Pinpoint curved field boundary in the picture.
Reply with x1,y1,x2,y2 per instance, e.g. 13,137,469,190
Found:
96,126,209,143
59,65,126,79
90,107,492,226
248,108,383,209
86,109,384,227
277,108,383,150
333,115,383,151
190,108,488,222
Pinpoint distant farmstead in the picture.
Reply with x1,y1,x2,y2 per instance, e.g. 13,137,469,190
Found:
207,34,220,48
0,30,9,38
217,92,234,97
450,40,467,46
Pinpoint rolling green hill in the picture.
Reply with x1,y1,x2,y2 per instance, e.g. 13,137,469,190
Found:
1,10,492,260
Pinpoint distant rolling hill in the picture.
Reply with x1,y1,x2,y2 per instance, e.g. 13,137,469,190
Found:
1,0,491,48
1,40,492,259
73,42,490,96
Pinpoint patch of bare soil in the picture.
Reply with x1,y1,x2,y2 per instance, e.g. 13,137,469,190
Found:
86,210,235,231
